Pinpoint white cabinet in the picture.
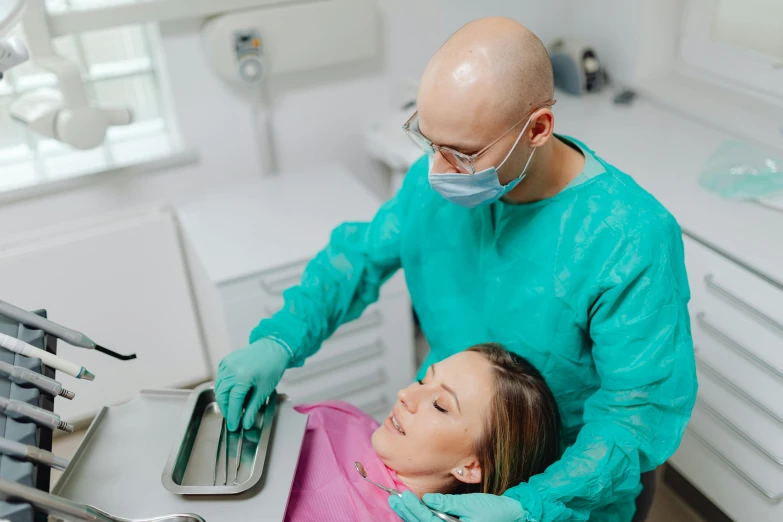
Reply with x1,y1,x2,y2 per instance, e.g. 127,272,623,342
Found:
669,235,783,522
177,165,415,421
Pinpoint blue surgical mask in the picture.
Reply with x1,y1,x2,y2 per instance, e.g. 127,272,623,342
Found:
428,116,536,208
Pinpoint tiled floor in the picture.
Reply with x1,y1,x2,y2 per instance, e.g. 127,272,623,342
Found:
51,431,708,522
647,480,705,522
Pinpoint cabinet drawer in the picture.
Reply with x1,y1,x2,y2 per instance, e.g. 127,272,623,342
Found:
331,308,384,340
287,385,392,423
220,260,410,309
221,284,384,353
696,362,783,463
698,297,783,379
684,236,783,374
283,337,386,384
684,236,783,331
671,431,783,522
336,388,393,422
279,357,387,404
692,405,783,497
682,405,783,507
362,396,393,422
220,260,308,305
261,297,385,338
693,325,783,423
694,310,783,384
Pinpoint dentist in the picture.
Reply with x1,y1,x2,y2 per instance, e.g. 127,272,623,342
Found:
215,17,697,522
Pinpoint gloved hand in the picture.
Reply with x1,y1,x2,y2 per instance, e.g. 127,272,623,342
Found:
214,338,291,432
389,491,527,522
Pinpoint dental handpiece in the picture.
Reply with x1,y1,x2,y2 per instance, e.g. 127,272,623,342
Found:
0,360,74,400
0,300,136,361
0,396,74,433
0,332,94,380
0,437,69,471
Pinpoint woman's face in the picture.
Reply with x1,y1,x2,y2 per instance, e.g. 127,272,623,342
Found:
371,351,494,486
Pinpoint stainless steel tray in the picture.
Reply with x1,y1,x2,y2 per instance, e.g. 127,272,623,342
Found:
161,383,276,495
53,388,309,522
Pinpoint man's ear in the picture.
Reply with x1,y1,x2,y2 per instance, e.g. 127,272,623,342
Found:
529,108,554,147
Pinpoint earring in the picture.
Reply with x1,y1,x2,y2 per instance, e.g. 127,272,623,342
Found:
457,469,464,476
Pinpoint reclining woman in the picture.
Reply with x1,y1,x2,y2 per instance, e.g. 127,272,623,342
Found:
283,342,562,521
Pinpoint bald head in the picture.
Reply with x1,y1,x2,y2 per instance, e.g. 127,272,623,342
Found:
417,17,554,151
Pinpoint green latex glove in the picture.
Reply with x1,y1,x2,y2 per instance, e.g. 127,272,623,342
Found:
214,338,291,431
390,491,528,522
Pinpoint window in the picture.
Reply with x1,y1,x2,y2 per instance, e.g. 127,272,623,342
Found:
0,0,179,194
679,0,783,100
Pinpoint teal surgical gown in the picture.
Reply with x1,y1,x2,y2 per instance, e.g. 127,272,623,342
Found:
250,136,698,522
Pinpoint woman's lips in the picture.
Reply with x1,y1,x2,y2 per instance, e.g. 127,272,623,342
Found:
385,413,406,435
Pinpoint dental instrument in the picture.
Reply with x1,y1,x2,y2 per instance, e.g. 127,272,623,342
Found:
0,332,94,380
213,418,225,486
0,359,74,399
354,461,399,495
0,300,137,361
231,399,250,485
0,436,69,471
354,462,460,522
233,424,244,485
224,418,229,486
0,396,74,432
0,478,206,522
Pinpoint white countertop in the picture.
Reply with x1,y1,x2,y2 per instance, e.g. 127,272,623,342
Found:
553,91,783,286
176,164,382,284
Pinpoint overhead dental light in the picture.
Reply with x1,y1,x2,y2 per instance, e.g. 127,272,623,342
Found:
0,0,29,78
9,0,133,150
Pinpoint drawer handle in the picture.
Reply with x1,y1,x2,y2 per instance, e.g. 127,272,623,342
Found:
696,398,783,467
704,274,783,337
300,368,387,404
257,260,308,296
331,310,383,339
357,396,390,416
263,309,383,336
696,313,783,381
695,350,783,427
687,427,783,503
282,341,385,384
259,273,303,296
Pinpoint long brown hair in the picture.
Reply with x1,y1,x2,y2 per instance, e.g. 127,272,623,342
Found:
465,343,562,495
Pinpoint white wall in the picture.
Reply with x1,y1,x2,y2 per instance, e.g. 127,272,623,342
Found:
0,0,568,238
561,0,682,87
270,0,569,195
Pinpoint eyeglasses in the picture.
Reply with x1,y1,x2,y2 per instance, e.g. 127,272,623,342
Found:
402,100,556,174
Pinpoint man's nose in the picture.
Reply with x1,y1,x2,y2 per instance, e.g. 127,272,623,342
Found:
431,151,459,174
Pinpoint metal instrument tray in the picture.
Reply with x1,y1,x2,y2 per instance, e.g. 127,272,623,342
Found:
53,388,308,522
161,382,276,495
